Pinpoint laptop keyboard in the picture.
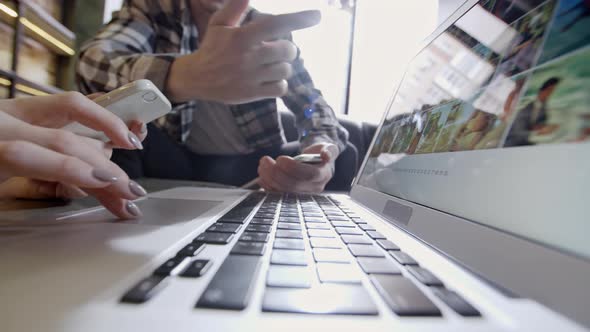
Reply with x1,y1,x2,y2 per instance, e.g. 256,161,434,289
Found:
121,192,481,318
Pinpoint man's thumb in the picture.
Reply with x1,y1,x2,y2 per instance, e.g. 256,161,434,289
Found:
210,0,250,27
321,143,339,163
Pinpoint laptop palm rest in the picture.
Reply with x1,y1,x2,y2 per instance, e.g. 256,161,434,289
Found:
59,198,222,226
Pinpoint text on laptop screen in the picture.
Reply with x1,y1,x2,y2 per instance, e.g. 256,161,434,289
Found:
358,0,590,259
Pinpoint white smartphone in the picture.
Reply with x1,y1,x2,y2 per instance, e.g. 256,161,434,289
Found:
293,153,323,164
62,79,171,142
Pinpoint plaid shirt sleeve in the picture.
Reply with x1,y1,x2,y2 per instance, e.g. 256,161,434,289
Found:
76,0,179,94
281,37,349,154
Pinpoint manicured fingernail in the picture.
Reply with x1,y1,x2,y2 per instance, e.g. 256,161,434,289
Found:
128,132,143,150
140,123,147,134
126,201,142,217
129,180,147,197
92,169,119,183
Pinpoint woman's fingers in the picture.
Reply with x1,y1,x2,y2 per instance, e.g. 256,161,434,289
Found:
12,92,140,150
0,140,116,188
20,126,141,200
0,177,57,200
128,120,148,142
85,187,143,220
86,92,105,100
0,113,146,205
55,183,88,199
55,92,142,150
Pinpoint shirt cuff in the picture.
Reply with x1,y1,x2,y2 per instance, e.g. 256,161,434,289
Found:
130,54,178,92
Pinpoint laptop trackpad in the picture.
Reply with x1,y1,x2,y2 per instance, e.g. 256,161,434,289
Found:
61,198,222,226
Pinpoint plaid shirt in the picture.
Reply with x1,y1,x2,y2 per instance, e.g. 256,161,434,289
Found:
76,0,348,153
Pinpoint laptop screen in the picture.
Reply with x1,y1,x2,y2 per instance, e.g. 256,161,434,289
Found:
357,0,590,259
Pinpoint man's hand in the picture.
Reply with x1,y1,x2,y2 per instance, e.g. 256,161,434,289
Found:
167,0,321,104
257,143,339,193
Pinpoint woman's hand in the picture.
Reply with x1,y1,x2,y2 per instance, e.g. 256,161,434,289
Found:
0,92,147,146
0,92,148,219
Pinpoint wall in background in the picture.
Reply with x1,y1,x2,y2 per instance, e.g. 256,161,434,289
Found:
251,0,353,115
347,0,461,125
103,0,122,23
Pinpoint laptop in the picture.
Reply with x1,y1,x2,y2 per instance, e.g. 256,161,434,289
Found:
1,0,589,331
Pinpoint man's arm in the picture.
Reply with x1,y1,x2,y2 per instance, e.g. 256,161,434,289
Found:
76,0,178,94
256,36,350,193
280,44,349,153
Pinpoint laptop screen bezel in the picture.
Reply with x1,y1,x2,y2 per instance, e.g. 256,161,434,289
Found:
348,0,590,327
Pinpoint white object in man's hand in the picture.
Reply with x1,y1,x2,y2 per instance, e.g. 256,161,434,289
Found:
167,0,321,104
257,143,339,193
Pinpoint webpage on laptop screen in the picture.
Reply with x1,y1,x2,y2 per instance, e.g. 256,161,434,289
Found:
358,0,590,259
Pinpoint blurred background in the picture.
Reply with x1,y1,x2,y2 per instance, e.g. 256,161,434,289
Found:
0,0,465,123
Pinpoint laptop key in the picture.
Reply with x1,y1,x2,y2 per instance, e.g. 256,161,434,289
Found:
195,232,234,245
331,221,356,228
231,241,266,256
376,239,400,251
313,248,351,263
273,238,305,250
348,244,385,257
217,217,247,224
277,222,302,230
246,224,272,233
359,224,376,231
335,227,363,235
271,249,308,266
207,223,242,234
310,237,343,249
280,216,300,222
154,256,189,276
328,216,350,222
306,223,330,230
316,263,362,284
275,229,303,239
180,259,212,277
256,213,276,218
266,265,312,288
121,275,167,304
196,255,261,310
307,229,336,238
279,217,300,223
370,275,441,316
366,231,386,239
407,267,443,286
262,284,378,315
341,235,372,244
176,242,205,257
351,217,367,224
304,217,326,223
240,232,270,243
390,251,419,265
356,257,402,274
250,218,274,225
432,288,481,317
